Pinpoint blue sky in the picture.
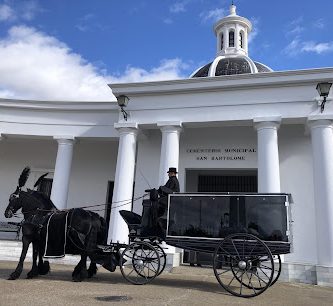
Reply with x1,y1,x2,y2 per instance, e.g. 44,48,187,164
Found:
0,0,332,101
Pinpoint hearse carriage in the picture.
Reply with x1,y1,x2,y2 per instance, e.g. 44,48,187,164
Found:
4,167,292,297
118,191,293,298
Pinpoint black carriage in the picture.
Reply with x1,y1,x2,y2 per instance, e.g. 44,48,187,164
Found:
118,191,293,298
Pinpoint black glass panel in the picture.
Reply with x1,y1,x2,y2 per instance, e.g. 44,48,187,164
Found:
192,62,212,78
215,58,251,76
229,30,235,47
167,195,288,242
254,61,271,72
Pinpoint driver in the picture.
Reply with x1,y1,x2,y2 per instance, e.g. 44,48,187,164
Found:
159,167,180,194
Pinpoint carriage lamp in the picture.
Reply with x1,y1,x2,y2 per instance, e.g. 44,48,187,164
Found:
117,95,129,121
316,82,332,112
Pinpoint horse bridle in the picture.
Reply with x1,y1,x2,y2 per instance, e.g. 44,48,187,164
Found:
8,188,47,216
6,188,22,216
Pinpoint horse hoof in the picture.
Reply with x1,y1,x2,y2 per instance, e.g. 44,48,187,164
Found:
8,273,19,280
27,271,38,279
38,262,50,275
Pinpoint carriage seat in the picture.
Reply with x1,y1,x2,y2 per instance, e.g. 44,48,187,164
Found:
119,210,142,233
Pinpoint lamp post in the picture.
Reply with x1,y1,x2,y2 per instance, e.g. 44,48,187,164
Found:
316,82,332,113
117,95,129,121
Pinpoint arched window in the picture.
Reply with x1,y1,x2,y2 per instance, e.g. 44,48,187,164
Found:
239,31,244,48
229,30,235,47
221,33,224,50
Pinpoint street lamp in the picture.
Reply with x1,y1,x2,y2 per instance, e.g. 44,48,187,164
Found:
117,95,129,121
316,82,332,113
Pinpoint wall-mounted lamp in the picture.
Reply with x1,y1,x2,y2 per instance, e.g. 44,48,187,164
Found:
316,82,332,113
117,95,129,121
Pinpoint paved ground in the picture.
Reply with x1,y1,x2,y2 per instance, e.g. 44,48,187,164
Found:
1,260,333,306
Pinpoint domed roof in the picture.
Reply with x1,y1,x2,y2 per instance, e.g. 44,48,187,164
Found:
190,4,273,78
191,56,272,78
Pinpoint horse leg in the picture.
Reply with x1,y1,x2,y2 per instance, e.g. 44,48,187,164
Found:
8,236,30,280
72,254,88,282
27,241,39,278
87,259,98,278
37,251,50,275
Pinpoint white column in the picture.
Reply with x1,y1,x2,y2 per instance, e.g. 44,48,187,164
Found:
223,28,228,53
157,122,182,186
244,28,248,55
108,123,138,244
308,117,333,266
254,117,281,193
50,136,75,210
235,24,240,52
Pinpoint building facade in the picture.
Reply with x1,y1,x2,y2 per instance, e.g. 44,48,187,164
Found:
1,5,333,286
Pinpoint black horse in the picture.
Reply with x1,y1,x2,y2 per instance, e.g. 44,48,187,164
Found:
4,167,108,281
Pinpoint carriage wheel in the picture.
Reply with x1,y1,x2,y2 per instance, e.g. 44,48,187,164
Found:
213,233,274,298
132,243,166,278
120,241,160,285
270,255,282,286
232,253,281,289
155,244,166,276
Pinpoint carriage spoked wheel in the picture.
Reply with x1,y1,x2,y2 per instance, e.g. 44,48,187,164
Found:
213,233,274,298
232,255,281,290
154,244,166,276
120,241,160,285
131,243,166,278
232,254,282,289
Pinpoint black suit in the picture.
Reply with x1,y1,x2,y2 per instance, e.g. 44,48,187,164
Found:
164,176,180,192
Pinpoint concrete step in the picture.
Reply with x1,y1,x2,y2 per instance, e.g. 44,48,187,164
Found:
0,239,80,265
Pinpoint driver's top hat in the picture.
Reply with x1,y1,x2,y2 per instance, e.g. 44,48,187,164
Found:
167,167,178,173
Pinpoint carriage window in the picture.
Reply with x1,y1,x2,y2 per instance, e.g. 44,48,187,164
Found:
229,30,235,47
167,195,288,241
37,178,53,198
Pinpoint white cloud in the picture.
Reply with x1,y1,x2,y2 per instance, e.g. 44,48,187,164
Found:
0,0,41,22
283,37,333,56
283,38,301,56
109,59,188,83
0,25,114,101
248,18,259,44
20,0,41,21
0,4,14,21
163,18,173,25
313,18,325,29
200,8,226,23
285,16,304,36
302,41,333,54
287,25,304,36
0,25,189,101
170,1,187,13
75,13,109,32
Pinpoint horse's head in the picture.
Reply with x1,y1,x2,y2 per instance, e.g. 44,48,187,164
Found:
5,187,23,218
4,166,31,218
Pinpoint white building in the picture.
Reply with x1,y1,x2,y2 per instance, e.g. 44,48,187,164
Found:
1,4,333,286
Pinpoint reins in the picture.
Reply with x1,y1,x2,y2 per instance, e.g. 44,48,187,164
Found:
12,193,148,217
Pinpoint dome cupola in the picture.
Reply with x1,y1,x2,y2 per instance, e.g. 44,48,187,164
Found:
214,3,251,57
191,3,273,78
